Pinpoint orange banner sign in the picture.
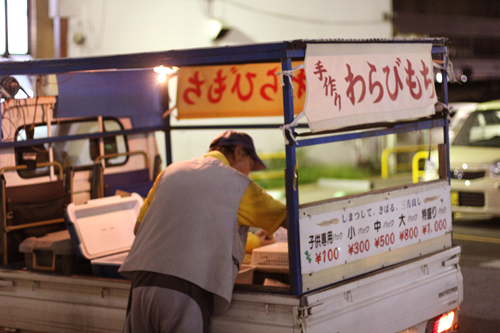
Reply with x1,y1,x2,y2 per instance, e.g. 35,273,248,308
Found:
176,62,305,119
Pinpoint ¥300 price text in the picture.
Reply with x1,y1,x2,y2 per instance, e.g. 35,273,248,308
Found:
348,240,370,255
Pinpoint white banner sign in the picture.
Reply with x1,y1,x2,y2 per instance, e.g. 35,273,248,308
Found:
303,43,438,132
299,182,452,275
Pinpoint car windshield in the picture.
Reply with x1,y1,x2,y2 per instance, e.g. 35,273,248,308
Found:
452,109,500,147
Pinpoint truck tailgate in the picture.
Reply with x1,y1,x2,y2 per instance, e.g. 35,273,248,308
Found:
302,246,461,333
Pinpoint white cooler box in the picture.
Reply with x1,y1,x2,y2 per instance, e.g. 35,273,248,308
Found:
65,193,143,279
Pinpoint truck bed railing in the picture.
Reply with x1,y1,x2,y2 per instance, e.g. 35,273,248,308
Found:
91,151,157,199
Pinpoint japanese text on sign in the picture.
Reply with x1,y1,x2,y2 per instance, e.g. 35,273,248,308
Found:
298,182,452,275
176,62,305,119
303,43,438,132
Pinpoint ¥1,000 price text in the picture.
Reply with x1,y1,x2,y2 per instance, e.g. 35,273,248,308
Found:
422,219,448,235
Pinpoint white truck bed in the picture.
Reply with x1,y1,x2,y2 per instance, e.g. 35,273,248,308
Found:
0,246,461,333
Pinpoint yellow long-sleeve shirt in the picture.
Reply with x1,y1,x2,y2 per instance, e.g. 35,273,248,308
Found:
136,151,286,235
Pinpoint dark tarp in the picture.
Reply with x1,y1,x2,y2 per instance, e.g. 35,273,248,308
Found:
56,69,163,128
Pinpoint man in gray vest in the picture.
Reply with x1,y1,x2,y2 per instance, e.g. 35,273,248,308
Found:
119,130,288,333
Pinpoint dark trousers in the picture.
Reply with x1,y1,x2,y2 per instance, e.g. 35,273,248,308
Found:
125,271,214,333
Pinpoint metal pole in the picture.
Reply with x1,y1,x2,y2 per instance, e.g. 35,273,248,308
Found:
441,50,451,184
49,0,61,58
281,56,302,295
160,80,172,166
3,0,8,57
53,16,61,58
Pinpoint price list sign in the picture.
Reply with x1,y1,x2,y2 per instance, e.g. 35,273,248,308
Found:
299,181,452,275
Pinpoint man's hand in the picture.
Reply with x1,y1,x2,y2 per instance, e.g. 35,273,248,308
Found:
256,229,275,246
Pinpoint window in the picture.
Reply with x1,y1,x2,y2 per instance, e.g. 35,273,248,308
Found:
15,118,129,178
453,110,500,147
0,0,29,56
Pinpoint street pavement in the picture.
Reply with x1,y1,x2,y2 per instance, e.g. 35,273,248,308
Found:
453,218,500,332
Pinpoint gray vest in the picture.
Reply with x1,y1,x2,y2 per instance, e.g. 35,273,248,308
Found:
119,156,251,314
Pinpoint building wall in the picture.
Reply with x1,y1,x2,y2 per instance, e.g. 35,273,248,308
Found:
54,0,393,168
62,0,392,56
393,0,500,84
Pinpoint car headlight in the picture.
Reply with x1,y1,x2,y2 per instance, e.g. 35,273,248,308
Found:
490,160,500,178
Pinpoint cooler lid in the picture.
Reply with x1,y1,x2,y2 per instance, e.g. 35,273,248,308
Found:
66,193,143,260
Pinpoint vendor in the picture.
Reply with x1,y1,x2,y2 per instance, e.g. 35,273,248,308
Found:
119,130,288,333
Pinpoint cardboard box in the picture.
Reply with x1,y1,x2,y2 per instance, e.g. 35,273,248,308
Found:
235,265,255,284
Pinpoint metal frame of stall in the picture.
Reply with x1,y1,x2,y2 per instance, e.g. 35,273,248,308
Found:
0,38,450,297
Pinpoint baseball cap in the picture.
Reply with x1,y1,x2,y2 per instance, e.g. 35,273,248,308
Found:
209,130,266,171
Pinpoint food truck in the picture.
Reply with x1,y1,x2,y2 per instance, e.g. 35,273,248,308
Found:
0,39,462,332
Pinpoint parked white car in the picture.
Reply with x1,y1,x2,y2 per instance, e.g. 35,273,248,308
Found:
449,100,500,218
448,102,479,142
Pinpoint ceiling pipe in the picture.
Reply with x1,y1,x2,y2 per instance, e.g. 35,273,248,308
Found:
49,0,61,58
